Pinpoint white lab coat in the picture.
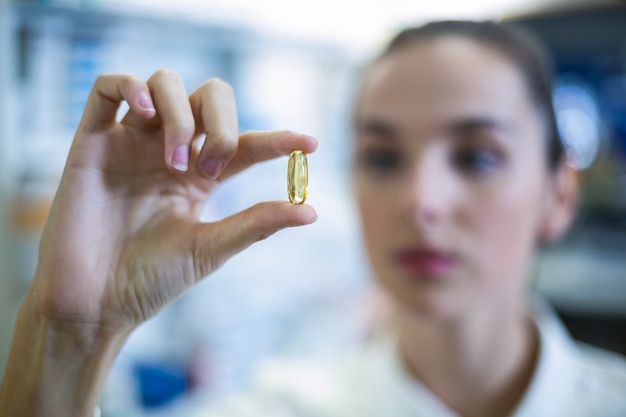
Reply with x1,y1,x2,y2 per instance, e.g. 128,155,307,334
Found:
191,298,626,417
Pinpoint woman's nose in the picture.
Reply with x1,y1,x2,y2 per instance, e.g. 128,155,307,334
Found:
400,152,455,227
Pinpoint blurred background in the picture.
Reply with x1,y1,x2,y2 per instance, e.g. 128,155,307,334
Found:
0,0,624,415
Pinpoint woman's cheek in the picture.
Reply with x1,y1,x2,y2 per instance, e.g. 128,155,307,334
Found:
359,195,385,245
357,188,394,274
472,190,541,287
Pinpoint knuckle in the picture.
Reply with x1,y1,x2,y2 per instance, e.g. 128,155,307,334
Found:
94,74,146,99
169,121,196,141
203,132,237,158
202,78,234,96
242,143,257,165
241,207,257,236
246,205,271,243
94,74,108,86
94,73,116,85
153,68,181,82
205,131,232,146
254,233,270,243
118,75,143,96
203,77,229,88
94,73,120,92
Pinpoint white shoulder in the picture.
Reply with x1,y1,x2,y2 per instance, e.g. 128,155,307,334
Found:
192,344,384,417
573,343,626,412
249,344,382,413
577,343,626,383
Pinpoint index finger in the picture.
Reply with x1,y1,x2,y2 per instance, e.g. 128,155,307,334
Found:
77,74,156,133
218,131,318,181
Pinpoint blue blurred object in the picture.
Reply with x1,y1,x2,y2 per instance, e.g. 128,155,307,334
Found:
134,362,188,409
516,6,626,157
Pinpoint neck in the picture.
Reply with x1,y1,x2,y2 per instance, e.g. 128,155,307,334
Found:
396,294,538,417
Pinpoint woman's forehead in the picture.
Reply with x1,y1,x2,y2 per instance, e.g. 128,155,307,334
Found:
357,37,533,127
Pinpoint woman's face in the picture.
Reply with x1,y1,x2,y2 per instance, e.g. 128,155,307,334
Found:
354,37,552,318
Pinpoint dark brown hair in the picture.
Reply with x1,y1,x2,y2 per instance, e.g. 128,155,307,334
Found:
380,20,564,170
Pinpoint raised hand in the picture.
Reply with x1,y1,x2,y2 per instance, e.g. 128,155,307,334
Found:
29,70,317,330
0,70,317,417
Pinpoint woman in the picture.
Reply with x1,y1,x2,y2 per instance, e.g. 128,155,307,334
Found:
1,20,625,417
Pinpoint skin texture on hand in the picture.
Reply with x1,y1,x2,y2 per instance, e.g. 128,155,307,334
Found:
0,70,318,416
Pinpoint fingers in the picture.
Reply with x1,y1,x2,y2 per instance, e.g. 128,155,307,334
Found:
193,202,317,278
79,72,314,181
78,74,156,133
79,71,196,174
218,131,318,181
190,79,239,179
146,70,195,173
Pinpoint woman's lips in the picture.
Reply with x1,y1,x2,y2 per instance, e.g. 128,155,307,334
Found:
394,249,456,278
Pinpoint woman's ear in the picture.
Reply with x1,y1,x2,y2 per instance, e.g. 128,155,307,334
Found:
539,162,580,244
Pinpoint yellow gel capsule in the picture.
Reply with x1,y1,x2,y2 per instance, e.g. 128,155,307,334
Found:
288,150,308,204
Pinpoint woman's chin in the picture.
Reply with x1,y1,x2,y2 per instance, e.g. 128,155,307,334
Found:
384,282,469,322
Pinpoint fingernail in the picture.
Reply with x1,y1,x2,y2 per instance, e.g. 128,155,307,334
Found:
171,145,189,172
304,207,318,224
138,93,155,112
202,158,224,178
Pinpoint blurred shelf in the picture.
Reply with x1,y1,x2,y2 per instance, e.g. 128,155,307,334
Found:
10,2,352,56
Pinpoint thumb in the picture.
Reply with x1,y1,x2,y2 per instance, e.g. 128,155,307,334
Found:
192,201,317,278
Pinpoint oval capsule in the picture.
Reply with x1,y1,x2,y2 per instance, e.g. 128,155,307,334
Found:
288,150,308,204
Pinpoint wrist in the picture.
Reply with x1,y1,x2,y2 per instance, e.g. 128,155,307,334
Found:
22,293,131,358
0,296,132,417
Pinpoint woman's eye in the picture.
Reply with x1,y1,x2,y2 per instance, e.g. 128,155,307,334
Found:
454,148,503,175
359,150,400,175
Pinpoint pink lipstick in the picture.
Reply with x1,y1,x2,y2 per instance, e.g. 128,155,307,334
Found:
394,249,456,278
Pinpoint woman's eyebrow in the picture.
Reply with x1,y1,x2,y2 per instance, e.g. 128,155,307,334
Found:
448,117,513,135
354,118,398,140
